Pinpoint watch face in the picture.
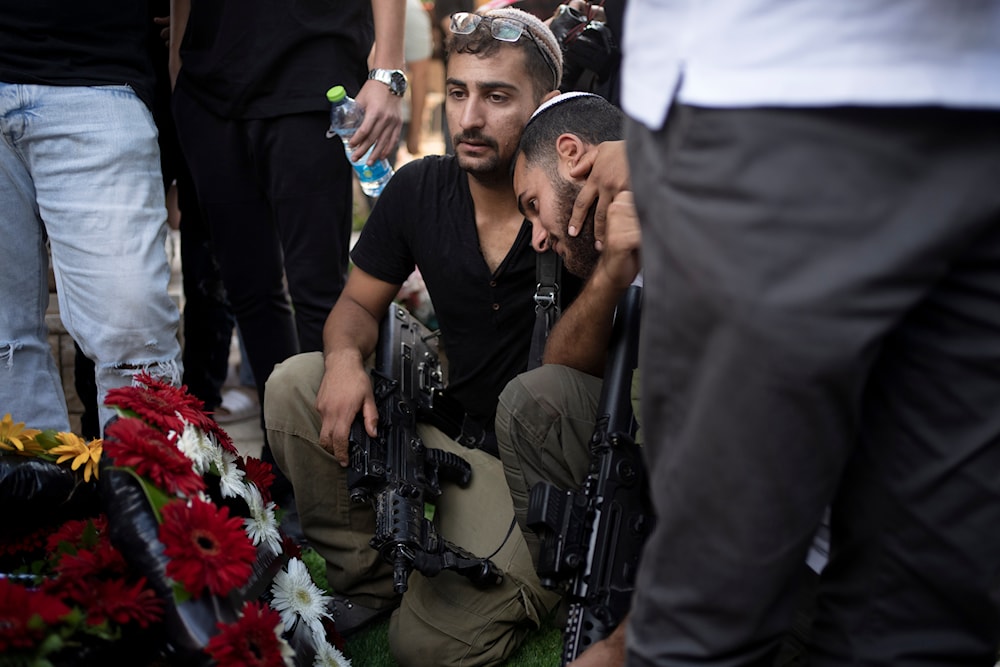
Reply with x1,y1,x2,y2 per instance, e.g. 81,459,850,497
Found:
389,71,407,95
371,69,406,96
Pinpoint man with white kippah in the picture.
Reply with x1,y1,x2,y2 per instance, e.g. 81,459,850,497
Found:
497,91,639,667
264,7,577,666
621,1,1000,665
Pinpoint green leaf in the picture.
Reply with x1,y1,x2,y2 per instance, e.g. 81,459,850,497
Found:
62,607,85,627
32,430,62,451
35,633,64,656
81,619,120,642
142,480,174,515
173,581,193,604
80,519,100,549
113,407,140,420
110,466,171,522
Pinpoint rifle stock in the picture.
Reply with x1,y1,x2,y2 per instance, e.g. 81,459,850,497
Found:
348,304,504,594
526,284,653,664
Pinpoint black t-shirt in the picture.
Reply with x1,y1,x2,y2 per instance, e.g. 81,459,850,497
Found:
0,0,156,109
351,155,536,427
176,0,374,120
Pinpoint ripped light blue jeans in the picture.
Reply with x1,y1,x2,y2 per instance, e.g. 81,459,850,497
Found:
0,82,182,432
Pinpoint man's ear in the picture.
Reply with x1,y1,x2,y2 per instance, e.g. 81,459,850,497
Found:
555,133,587,177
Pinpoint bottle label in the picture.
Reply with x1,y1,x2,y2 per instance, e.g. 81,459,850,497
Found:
355,159,391,182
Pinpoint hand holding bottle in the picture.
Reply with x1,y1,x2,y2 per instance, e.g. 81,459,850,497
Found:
326,85,394,198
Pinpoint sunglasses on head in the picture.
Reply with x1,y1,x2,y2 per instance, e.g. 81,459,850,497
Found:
450,12,559,89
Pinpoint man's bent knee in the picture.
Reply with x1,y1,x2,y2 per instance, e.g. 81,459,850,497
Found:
264,351,323,420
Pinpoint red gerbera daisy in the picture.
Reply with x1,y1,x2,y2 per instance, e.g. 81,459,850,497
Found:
159,498,256,597
45,515,108,554
0,577,72,652
205,420,238,456
242,456,276,502
47,539,128,604
281,532,303,561
205,600,291,667
104,372,213,435
85,577,164,629
103,418,206,497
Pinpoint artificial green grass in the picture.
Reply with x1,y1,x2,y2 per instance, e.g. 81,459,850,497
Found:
342,618,562,667
302,548,563,666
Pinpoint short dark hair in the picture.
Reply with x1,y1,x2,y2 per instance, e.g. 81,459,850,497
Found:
445,12,560,102
515,94,624,175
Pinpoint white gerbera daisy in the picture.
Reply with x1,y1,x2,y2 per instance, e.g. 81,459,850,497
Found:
244,483,282,556
270,557,333,639
216,448,247,498
313,639,352,667
175,423,219,475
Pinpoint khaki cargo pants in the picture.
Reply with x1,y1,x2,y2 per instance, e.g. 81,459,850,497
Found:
265,351,560,667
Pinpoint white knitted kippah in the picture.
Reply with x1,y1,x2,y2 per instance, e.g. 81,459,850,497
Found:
481,6,563,88
529,91,601,122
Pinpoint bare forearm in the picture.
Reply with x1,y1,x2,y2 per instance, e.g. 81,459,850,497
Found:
322,296,381,369
407,59,430,152
542,270,624,376
168,0,190,90
370,0,406,70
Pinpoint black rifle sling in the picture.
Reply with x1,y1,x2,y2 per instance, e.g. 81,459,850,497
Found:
528,249,563,371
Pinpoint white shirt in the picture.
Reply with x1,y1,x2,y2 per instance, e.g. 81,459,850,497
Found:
621,0,1000,130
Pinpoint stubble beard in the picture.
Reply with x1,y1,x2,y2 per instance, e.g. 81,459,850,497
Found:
454,132,510,184
553,177,601,279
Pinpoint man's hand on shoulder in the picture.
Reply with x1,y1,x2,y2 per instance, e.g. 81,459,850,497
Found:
315,349,378,467
594,190,641,290
568,140,630,249
541,191,638,373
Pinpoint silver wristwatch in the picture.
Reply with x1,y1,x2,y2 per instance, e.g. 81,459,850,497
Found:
368,68,408,97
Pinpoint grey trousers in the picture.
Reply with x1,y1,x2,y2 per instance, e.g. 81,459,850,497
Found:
626,106,1000,666
264,352,560,667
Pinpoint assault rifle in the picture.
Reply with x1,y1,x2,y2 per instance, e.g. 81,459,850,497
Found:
348,303,504,594
526,284,652,664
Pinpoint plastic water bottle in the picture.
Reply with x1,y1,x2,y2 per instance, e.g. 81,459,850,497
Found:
326,85,393,198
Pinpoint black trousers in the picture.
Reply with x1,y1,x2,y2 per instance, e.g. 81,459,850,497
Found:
172,87,353,406
176,156,234,413
627,106,1000,666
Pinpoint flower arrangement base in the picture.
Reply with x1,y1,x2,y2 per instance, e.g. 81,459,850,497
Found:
99,463,238,666
0,455,99,536
2,376,348,667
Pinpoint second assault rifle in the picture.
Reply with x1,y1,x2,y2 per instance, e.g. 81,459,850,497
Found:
526,284,653,664
348,303,505,594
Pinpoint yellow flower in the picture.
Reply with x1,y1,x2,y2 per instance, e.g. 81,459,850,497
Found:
0,413,43,455
48,432,103,482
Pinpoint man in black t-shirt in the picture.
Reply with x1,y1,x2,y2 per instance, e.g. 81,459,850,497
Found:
264,8,565,665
